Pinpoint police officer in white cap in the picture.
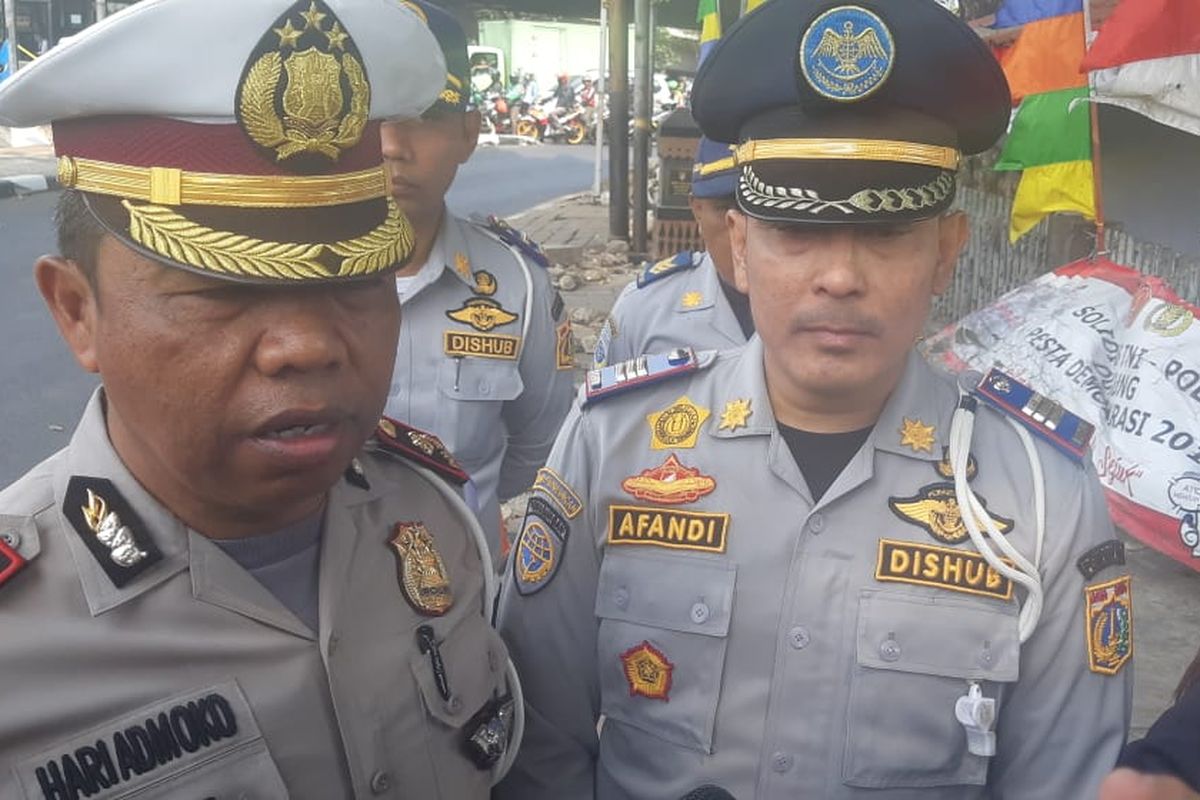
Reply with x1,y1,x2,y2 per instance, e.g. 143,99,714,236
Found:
379,1,573,556
595,135,752,368
0,1,519,796
496,0,1131,797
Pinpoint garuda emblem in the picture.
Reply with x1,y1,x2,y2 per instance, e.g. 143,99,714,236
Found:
889,483,1014,545
446,298,520,332
237,0,370,168
800,6,894,101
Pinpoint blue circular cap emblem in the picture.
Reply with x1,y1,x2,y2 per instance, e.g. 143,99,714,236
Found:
799,5,895,102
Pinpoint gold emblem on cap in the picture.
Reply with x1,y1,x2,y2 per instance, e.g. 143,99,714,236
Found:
898,417,936,453
389,521,454,616
718,398,753,432
239,0,370,165
647,396,710,450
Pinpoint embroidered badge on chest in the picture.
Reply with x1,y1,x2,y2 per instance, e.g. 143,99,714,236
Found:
889,483,1013,545
1085,576,1133,675
444,330,520,360
898,417,936,453
473,269,498,296
608,505,729,553
621,455,716,505
875,539,1014,601
646,395,710,450
389,521,453,615
446,298,519,332
63,477,162,588
718,398,752,432
621,640,674,701
934,446,977,481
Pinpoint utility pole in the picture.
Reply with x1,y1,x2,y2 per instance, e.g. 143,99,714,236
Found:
592,0,607,199
3,0,19,79
631,0,650,255
607,0,629,240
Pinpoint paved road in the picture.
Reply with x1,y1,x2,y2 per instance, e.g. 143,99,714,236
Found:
0,143,600,485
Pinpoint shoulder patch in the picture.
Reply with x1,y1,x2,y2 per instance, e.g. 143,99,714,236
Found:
478,215,550,268
1085,575,1133,675
584,347,705,405
973,367,1096,463
63,477,163,589
372,417,469,485
514,495,570,595
637,250,699,288
1077,539,1126,580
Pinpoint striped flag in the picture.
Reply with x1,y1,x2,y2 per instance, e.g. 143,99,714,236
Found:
744,0,767,13
698,0,722,66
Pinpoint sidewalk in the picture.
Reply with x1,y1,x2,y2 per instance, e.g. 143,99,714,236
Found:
509,191,1200,741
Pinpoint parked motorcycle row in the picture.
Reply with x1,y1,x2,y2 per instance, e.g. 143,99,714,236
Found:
474,86,680,146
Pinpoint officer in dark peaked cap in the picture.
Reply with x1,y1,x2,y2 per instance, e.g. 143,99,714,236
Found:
496,0,1131,797
0,0,520,797
595,135,753,368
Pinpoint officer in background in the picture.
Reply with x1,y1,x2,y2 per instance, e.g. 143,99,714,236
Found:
496,1,1131,797
380,1,573,554
0,1,517,796
595,136,752,368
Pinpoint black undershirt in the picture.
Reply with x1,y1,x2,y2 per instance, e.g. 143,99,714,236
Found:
717,276,756,340
778,423,874,502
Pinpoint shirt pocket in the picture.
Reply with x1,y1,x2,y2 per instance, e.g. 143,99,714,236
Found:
842,589,1020,789
594,550,736,754
435,359,524,454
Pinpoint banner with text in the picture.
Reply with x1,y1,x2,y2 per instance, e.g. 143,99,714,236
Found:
924,258,1200,571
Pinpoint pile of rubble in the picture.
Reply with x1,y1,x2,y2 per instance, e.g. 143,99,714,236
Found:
546,238,642,365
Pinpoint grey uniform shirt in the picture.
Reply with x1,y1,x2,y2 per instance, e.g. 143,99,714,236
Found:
595,252,748,368
386,213,574,549
0,389,511,800
497,337,1132,800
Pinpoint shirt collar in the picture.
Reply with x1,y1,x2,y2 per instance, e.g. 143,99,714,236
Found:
707,336,777,440
55,387,189,616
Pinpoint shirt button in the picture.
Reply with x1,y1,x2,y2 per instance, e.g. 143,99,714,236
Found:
444,694,463,714
979,644,994,670
690,602,711,624
788,626,811,650
478,381,492,396
369,770,392,794
771,752,794,773
614,587,630,610
1,530,20,549
808,513,825,534
879,636,902,663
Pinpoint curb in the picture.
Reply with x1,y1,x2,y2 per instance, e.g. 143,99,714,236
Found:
0,173,60,199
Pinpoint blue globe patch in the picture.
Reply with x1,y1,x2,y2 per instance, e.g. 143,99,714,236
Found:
799,6,895,102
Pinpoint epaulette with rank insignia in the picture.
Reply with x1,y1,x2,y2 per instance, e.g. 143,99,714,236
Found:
636,251,699,288
974,367,1096,463
479,215,550,268
372,417,469,485
584,348,705,405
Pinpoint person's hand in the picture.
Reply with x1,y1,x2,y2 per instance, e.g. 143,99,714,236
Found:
1099,769,1200,800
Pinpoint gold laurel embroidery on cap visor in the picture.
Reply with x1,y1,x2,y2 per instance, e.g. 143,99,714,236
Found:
238,0,370,165
739,166,954,216
121,198,413,281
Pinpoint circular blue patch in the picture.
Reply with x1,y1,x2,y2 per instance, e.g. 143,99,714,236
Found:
799,5,895,102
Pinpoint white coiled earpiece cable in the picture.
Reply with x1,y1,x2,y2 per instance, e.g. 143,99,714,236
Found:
949,391,1046,643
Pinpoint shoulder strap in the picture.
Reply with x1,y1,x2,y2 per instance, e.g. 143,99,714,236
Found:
371,417,469,485
637,250,700,288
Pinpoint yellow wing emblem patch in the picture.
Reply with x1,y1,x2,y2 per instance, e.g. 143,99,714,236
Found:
889,483,1013,545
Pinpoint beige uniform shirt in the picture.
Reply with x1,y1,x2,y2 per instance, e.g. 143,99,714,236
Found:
0,390,511,799
497,337,1132,800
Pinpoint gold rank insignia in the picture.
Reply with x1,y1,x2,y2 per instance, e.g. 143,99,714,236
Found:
934,446,977,481
899,417,936,453
62,476,163,589
454,251,472,281
621,455,716,505
621,640,674,701
647,396,711,450
1085,576,1133,675
718,398,753,432
446,298,519,332
556,320,574,370
889,483,1014,545
680,291,704,309
389,521,453,616
238,0,370,166
473,269,498,296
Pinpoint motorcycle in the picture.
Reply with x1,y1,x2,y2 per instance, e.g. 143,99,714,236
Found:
517,103,589,145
